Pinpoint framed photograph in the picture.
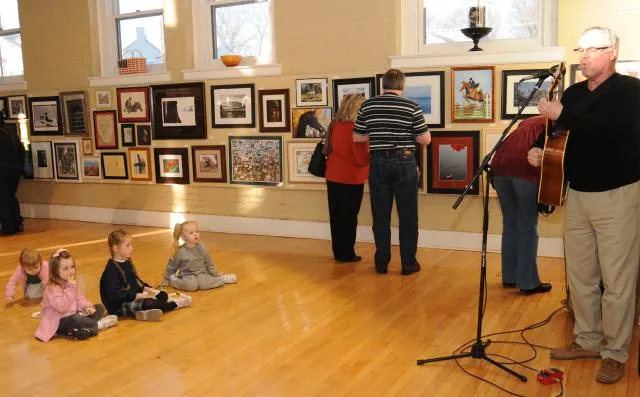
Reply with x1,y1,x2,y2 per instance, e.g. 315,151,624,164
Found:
150,82,206,139
229,136,283,186
28,96,63,135
500,69,563,119
7,95,27,119
211,83,255,128
295,78,328,107
191,145,227,183
31,141,54,179
120,123,136,147
136,124,152,145
101,152,129,180
154,147,190,184
95,89,113,108
93,110,118,149
60,91,90,136
53,141,81,182
451,66,495,123
116,87,150,122
332,77,375,111
0,97,7,119
291,107,332,138
258,89,290,132
128,147,152,181
81,138,93,156
81,157,102,179
287,142,324,183
426,130,480,195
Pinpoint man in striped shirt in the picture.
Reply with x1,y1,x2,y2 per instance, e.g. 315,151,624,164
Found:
353,69,431,275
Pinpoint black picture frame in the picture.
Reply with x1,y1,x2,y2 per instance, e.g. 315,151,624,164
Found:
101,152,129,180
211,83,255,128
28,96,64,136
154,147,190,184
60,91,90,136
120,123,136,147
258,89,290,133
500,68,563,120
0,96,8,119
136,124,152,146
150,82,206,139
332,77,376,111
426,130,480,195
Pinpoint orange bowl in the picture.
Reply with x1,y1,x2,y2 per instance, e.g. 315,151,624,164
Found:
220,55,242,67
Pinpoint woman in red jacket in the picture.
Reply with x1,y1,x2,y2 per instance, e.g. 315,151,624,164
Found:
325,94,369,262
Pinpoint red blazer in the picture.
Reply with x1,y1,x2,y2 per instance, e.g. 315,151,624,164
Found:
325,122,369,184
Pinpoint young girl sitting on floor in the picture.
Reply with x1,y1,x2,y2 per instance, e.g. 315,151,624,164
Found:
5,248,49,303
164,221,237,291
35,248,118,342
100,229,191,322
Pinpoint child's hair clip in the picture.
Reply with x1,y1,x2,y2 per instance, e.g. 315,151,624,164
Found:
52,248,68,258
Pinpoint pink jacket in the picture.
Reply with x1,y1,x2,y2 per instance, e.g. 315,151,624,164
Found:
34,282,94,342
4,260,49,298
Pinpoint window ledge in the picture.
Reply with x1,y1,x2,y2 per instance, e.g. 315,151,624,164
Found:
0,79,27,92
88,72,173,88
390,47,565,69
182,64,282,81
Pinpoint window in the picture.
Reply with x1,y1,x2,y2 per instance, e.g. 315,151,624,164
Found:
0,0,23,78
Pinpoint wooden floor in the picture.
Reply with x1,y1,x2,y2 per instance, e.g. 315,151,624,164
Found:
0,219,638,397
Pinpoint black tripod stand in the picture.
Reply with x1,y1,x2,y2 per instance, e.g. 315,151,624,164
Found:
416,74,553,383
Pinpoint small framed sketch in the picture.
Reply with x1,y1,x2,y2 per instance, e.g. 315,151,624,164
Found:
451,66,495,123
53,141,81,182
81,157,102,179
291,107,332,138
116,86,150,122
81,138,93,156
154,147,190,184
28,96,63,136
332,77,375,111
93,110,118,149
128,147,152,181
7,95,27,119
295,78,328,107
150,82,206,139
258,89,290,132
31,141,54,179
95,89,113,108
211,83,255,128
101,152,129,180
136,124,152,145
500,69,561,119
120,123,136,146
191,145,227,183
229,136,283,186
287,142,324,183
426,131,480,195
60,91,90,136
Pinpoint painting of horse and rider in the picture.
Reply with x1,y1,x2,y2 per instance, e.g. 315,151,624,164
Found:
451,66,495,123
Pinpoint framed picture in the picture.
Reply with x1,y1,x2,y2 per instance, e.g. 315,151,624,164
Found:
128,147,152,181
0,97,7,119
81,138,93,156
211,83,255,128
7,95,27,119
287,142,324,183
191,145,227,183
500,69,562,119
154,147,190,184
332,77,375,111
53,141,81,182
291,107,332,138
116,87,150,122
28,96,63,135
81,157,102,179
426,130,480,195
120,123,136,147
60,91,90,136
95,89,113,108
150,82,206,139
258,89,290,132
93,110,118,149
451,66,495,123
295,78,328,107
101,152,129,180
229,136,283,186
136,124,152,145
31,141,54,179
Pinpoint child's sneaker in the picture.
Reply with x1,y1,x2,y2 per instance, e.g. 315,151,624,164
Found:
135,308,163,321
220,273,238,284
170,293,192,309
97,314,119,330
71,328,92,340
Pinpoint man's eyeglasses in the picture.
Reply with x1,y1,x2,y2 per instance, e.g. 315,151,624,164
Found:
573,47,611,55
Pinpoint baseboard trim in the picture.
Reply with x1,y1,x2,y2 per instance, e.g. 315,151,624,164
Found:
20,203,564,258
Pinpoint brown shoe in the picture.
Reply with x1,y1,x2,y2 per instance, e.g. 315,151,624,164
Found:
550,341,600,360
596,358,624,384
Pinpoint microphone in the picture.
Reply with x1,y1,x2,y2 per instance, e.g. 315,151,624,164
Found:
518,65,559,83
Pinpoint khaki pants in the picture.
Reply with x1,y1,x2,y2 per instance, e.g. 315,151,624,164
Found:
564,182,640,363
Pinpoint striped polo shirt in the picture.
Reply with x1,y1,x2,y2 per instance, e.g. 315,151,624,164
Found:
353,92,428,151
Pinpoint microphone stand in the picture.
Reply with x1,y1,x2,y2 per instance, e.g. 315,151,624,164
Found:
416,76,549,383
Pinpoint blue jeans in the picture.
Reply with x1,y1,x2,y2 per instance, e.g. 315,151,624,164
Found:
492,175,541,290
369,152,419,270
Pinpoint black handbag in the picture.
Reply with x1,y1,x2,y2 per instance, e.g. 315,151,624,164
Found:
307,139,326,177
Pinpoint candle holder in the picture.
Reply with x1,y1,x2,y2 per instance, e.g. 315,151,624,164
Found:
461,27,492,51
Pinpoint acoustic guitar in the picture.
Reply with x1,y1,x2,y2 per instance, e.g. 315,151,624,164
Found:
538,63,568,207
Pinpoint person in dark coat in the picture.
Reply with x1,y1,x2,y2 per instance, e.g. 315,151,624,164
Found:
0,113,25,235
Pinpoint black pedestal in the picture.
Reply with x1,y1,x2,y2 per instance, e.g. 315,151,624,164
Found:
461,27,493,51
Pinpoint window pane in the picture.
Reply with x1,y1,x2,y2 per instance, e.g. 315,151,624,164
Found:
424,0,538,44
117,0,164,14
0,0,20,30
0,33,23,76
212,1,272,58
118,15,165,65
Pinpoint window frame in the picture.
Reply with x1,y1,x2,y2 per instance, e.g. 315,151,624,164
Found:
0,0,25,87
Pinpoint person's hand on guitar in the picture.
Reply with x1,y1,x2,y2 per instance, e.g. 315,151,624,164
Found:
527,148,543,168
537,98,563,120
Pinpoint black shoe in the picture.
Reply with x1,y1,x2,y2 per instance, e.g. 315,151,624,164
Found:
521,282,552,295
401,263,421,276
155,290,169,303
502,282,516,288
71,328,92,340
375,266,388,274
335,256,362,263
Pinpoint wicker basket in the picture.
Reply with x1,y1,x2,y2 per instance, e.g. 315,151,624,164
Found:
118,49,148,75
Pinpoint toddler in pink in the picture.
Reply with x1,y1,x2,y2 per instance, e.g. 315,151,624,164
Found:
5,248,49,303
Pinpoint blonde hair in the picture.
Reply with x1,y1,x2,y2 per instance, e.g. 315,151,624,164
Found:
172,221,197,258
19,248,41,270
48,249,74,288
107,229,142,291
335,94,366,123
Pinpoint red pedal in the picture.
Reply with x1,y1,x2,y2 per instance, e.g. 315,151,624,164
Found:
548,368,564,381
537,371,556,385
